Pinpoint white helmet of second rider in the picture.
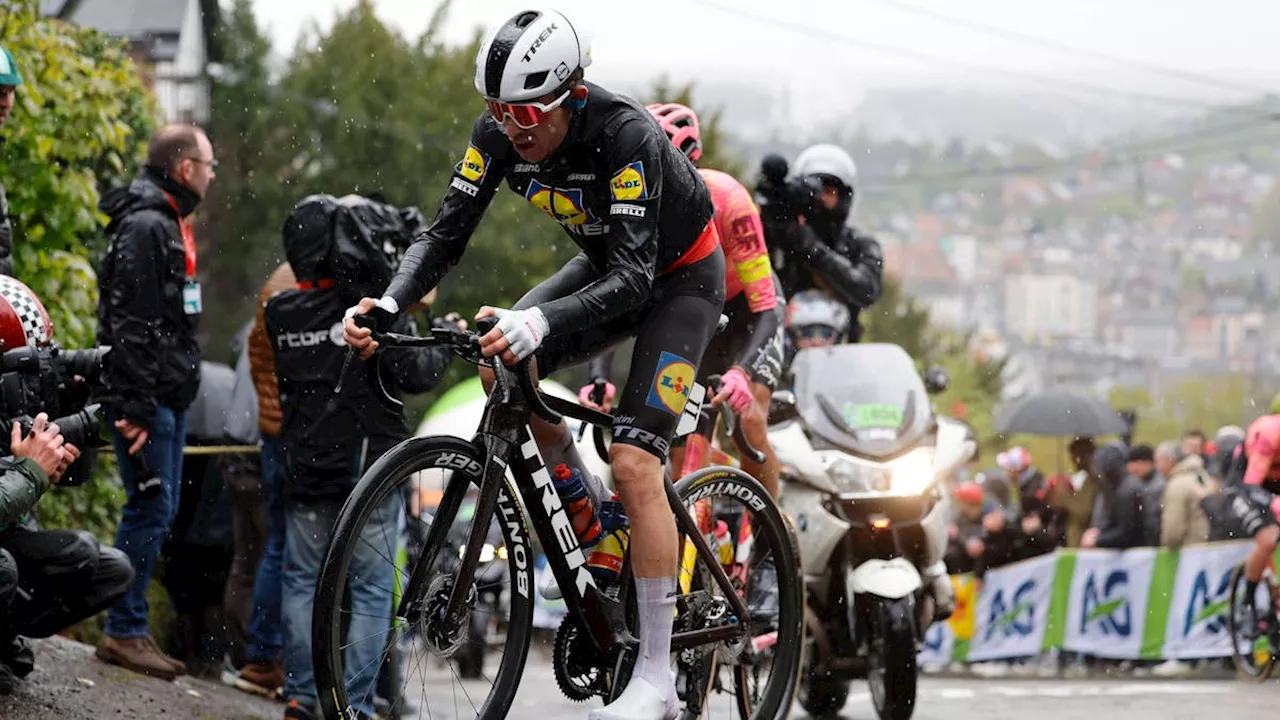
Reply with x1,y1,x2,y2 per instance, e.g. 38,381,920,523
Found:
474,8,593,103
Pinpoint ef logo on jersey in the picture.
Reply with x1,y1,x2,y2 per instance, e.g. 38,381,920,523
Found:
457,145,489,183
646,351,695,415
610,161,648,202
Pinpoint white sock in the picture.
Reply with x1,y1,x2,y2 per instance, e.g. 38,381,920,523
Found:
543,426,607,508
634,576,677,697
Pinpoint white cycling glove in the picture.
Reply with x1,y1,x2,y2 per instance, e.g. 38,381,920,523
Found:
492,306,550,361
344,296,400,320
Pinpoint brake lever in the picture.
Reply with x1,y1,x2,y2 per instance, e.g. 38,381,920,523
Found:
707,374,766,465
577,378,607,442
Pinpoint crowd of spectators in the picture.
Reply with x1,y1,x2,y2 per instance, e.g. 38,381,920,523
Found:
944,426,1247,677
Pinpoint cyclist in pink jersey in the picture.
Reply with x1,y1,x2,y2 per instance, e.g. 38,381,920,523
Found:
1232,414,1280,606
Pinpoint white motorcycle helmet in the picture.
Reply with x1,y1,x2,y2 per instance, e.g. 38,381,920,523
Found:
786,290,849,348
474,8,593,103
788,144,859,227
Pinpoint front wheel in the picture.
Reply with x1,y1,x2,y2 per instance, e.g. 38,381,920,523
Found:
313,436,535,720
867,597,918,720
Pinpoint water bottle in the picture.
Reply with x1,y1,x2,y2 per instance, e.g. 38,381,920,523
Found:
553,463,603,549
587,496,630,596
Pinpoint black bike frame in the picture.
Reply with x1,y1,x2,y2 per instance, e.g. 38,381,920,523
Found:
397,357,752,657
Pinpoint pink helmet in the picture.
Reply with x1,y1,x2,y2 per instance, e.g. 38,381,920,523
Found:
646,102,701,162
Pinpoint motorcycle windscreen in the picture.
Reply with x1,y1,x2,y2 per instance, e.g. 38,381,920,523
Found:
791,343,933,458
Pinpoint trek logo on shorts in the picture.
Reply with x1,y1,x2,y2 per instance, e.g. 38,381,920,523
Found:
457,145,489,184
646,351,695,415
610,161,648,202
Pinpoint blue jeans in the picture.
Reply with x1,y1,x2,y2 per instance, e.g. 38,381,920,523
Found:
246,434,286,663
104,406,186,640
283,492,399,716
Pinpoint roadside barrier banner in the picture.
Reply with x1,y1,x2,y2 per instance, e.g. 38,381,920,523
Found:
918,540,1255,664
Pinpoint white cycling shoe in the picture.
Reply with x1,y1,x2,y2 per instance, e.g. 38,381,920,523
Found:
540,570,563,601
587,677,679,720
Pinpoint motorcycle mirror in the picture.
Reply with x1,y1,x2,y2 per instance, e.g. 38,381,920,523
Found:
924,365,949,395
769,390,800,424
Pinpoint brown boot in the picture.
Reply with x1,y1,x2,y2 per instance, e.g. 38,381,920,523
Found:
95,636,178,681
235,660,284,698
143,635,187,676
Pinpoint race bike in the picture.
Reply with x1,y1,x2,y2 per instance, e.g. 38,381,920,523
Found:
311,316,806,720
768,343,974,720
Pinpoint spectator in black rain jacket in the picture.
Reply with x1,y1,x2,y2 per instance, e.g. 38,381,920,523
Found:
95,124,215,681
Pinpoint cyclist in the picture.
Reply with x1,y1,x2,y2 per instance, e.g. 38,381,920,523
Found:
1229,414,1280,621
755,144,883,342
344,9,723,720
578,102,784,500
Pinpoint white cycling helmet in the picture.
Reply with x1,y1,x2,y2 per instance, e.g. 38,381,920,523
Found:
474,8,593,103
789,144,859,195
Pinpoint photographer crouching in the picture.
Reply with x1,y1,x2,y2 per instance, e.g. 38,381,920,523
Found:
0,279,133,693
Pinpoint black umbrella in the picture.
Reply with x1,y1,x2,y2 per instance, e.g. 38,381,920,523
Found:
995,390,1127,437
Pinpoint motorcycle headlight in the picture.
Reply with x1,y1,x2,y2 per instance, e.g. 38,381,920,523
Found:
890,450,937,495
825,457,888,493
459,543,498,563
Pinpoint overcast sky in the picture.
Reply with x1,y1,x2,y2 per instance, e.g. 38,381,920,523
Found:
250,0,1280,125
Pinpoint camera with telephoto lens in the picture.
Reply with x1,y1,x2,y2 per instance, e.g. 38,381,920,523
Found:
0,344,111,487
756,153,823,224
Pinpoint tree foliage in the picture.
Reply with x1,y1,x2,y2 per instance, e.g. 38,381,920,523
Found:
0,0,157,348
199,0,573,410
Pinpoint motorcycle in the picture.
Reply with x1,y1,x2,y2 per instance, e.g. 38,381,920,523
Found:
768,343,975,720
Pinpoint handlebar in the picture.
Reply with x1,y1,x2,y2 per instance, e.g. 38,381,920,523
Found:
706,374,767,465
345,313,562,425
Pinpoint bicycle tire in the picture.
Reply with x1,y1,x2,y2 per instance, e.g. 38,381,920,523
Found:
314,435,535,720
1227,562,1276,682
674,466,805,720
732,510,805,719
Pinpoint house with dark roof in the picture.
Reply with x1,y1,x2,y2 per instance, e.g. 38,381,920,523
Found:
41,0,221,123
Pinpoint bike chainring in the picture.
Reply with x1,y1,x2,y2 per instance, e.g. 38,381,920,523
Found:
421,575,476,658
553,619,609,702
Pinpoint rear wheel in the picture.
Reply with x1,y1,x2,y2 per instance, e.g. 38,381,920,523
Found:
314,436,534,720
671,466,805,719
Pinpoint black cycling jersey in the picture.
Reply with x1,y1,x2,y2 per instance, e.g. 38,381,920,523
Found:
385,82,715,335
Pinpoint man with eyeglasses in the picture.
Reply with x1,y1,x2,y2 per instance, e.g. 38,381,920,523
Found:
346,8,722,719
94,123,215,681
0,44,23,276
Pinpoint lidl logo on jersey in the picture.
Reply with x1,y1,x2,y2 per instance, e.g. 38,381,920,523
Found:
646,351,695,416
1081,569,1132,637
457,145,489,183
1184,567,1234,636
524,180,606,234
610,161,648,202
983,578,1037,642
